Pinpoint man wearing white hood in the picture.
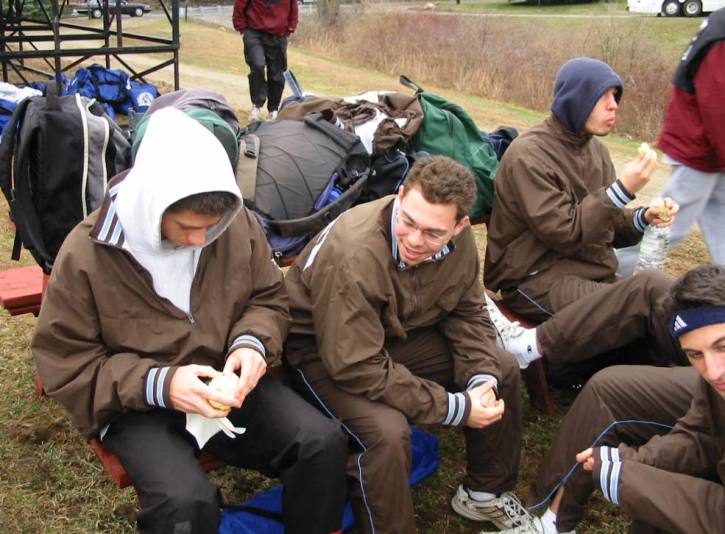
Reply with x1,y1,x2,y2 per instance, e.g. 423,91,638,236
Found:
32,108,347,534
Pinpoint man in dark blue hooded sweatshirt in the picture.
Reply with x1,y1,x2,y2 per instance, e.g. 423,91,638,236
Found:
483,57,683,385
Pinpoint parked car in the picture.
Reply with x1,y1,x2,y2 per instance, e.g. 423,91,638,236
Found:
75,0,152,19
627,0,725,17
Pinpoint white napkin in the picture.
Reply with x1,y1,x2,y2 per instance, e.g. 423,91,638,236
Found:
185,413,246,449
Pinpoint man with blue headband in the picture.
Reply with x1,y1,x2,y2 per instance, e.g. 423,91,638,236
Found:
484,57,682,386
488,264,724,534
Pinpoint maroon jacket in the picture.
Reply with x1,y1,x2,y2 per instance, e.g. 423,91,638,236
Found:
232,0,298,37
657,41,725,173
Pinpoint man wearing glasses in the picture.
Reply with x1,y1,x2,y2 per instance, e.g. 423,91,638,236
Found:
283,156,531,534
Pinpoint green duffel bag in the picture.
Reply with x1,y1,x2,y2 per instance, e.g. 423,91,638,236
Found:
400,75,499,220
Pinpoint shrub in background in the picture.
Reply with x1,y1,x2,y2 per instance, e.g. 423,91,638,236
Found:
295,12,674,142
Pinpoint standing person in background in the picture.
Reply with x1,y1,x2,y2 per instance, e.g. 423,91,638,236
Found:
617,7,725,276
232,0,298,122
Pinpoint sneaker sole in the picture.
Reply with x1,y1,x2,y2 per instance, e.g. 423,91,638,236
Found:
450,496,510,530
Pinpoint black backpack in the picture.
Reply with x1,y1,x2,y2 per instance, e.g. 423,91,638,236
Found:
0,87,131,273
237,114,370,262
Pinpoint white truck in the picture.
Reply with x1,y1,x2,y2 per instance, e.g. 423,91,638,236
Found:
628,0,725,17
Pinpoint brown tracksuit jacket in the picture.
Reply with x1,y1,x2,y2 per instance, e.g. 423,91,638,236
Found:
32,180,289,439
592,376,725,533
285,196,502,427
484,115,646,295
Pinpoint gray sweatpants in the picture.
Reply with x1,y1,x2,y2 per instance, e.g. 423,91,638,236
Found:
616,162,725,277
527,365,697,532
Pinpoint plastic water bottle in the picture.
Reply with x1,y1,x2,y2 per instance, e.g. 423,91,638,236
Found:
634,199,670,273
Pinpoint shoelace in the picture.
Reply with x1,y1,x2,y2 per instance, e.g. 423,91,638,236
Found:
484,295,524,341
502,494,537,530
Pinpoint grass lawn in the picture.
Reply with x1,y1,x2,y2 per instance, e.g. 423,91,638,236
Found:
1,17,711,533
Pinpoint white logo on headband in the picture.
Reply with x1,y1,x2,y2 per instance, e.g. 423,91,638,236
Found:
673,315,688,332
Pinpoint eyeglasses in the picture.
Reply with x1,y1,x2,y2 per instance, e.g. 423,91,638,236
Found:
397,213,452,246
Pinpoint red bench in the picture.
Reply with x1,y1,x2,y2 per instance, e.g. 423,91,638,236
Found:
0,265,49,396
90,438,225,489
0,262,220,488
0,265,44,316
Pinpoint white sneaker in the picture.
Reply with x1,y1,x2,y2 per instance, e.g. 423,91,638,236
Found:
249,106,262,121
484,294,530,369
268,110,278,120
451,485,537,530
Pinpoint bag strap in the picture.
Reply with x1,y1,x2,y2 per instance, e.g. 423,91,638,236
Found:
269,170,369,237
11,232,22,261
9,97,55,272
45,81,61,110
399,75,424,94
0,97,34,263
236,134,260,203
0,96,31,201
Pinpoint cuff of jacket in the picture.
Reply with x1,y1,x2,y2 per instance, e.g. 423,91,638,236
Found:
592,446,623,506
633,207,648,233
145,366,177,409
443,392,471,427
227,334,267,360
606,180,635,209
466,374,499,395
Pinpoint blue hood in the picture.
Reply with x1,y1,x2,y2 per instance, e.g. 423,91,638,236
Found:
551,57,623,135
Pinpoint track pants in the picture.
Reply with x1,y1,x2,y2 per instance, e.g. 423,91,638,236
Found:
286,328,523,534
527,365,697,532
243,28,287,111
102,375,348,534
503,269,682,383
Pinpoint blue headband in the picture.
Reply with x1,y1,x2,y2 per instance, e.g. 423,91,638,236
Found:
669,306,725,339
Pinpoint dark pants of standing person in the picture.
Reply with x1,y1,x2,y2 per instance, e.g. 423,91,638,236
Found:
243,28,287,112
102,375,348,534
503,269,684,384
285,327,523,534
527,365,697,532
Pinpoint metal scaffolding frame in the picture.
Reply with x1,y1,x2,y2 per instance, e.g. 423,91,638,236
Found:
0,0,180,91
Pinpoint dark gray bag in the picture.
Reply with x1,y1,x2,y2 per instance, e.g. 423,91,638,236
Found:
0,88,130,273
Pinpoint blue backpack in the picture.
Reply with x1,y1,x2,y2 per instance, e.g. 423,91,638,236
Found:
0,99,17,137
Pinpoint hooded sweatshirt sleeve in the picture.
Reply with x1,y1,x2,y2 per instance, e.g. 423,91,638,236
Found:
589,379,725,533
309,253,470,427
696,41,725,165
32,231,166,439
287,0,298,35
232,0,249,33
436,234,501,388
226,208,289,365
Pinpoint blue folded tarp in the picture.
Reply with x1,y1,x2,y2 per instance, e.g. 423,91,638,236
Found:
219,425,440,533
